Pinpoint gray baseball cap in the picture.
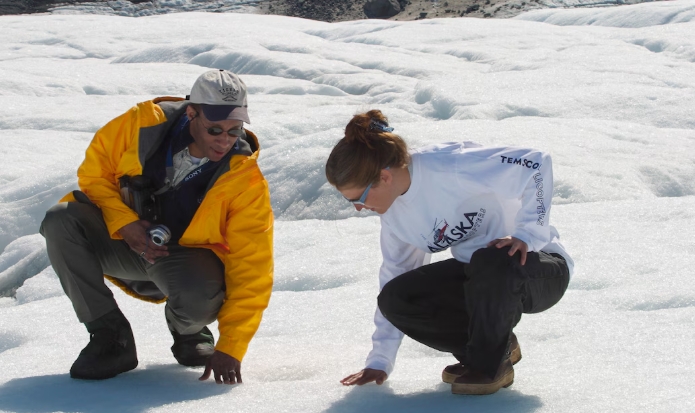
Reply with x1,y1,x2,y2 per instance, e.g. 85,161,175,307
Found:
188,69,250,123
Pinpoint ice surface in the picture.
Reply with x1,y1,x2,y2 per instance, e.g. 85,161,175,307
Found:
0,2,694,412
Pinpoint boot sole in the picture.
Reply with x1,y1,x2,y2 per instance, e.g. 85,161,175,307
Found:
70,359,138,380
451,369,514,395
441,345,521,384
174,356,210,367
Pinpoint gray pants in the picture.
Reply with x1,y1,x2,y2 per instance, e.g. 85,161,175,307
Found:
40,198,225,335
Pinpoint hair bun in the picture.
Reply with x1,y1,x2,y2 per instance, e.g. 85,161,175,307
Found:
326,109,410,189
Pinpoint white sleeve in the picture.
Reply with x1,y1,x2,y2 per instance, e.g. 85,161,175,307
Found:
365,222,428,376
462,147,554,252
513,152,553,251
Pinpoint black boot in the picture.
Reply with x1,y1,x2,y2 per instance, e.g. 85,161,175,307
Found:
70,308,138,380
170,326,215,367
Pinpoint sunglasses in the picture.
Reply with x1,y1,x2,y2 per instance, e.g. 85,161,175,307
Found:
194,114,245,137
205,126,245,137
343,167,389,206
344,182,373,206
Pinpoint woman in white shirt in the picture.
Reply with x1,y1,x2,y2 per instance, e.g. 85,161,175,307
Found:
325,109,572,395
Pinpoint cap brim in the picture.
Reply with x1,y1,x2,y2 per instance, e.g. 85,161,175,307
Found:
200,104,250,124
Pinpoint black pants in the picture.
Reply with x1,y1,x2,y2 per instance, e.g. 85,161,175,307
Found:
377,246,570,378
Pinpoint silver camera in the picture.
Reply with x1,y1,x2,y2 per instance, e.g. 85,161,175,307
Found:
148,225,171,246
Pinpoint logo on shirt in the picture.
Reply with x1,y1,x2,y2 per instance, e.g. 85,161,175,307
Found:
534,172,546,225
422,209,486,253
500,155,541,170
433,219,449,243
185,169,201,182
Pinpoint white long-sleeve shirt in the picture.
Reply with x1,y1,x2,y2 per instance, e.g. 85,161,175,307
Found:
364,142,574,375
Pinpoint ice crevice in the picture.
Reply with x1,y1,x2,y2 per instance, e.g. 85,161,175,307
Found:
627,296,695,312
302,22,402,42
0,235,50,298
637,165,695,198
0,332,26,356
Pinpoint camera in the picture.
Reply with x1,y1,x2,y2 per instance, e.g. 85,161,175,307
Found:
119,175,169,245
119,175,160,222
148,225,171,246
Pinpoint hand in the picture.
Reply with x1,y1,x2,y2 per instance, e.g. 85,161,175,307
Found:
487,236,529,265
118,220,169,264
199,351,242,385
340,368,387,386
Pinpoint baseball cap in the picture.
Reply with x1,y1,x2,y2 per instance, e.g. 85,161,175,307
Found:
188,69,250,123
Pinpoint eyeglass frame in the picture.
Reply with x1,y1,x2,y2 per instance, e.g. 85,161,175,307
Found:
193,113,245,137
343,167,389,206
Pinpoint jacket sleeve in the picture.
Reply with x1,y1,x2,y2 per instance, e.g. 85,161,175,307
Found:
215,172,274,361
461,147,554,252
76,107,142,237
365,221,428,376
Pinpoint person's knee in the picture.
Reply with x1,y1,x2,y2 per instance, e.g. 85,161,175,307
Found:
41,202,96,239
377,278,401,320
466,247,521,295
185,303,221,326
470,246,516,270
40,203,70,238
169,283,225,324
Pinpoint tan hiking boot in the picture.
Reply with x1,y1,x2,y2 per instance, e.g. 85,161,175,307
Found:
442,362,466,384
451,358,514,395
441,332,521,384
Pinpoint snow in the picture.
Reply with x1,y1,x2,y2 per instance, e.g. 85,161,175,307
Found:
517,0,695,27
1,1,694,412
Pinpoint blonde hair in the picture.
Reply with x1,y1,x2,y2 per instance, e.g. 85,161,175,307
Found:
325,109,410,189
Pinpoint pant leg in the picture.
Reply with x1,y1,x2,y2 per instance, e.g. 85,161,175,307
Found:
464,246,570,378
146,246,225,335
377,258,470,361
520,252,571,314
40,201,148,323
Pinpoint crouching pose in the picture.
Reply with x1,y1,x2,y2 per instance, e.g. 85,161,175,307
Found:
326,110,573,395
40,70,273,384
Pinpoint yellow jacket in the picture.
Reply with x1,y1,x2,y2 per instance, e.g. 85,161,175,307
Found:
61,97,273,361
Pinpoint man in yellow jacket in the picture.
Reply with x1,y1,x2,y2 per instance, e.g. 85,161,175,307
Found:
40,70,273,384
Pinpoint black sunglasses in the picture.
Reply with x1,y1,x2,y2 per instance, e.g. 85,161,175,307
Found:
194,113,245,137
205,126,245,137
